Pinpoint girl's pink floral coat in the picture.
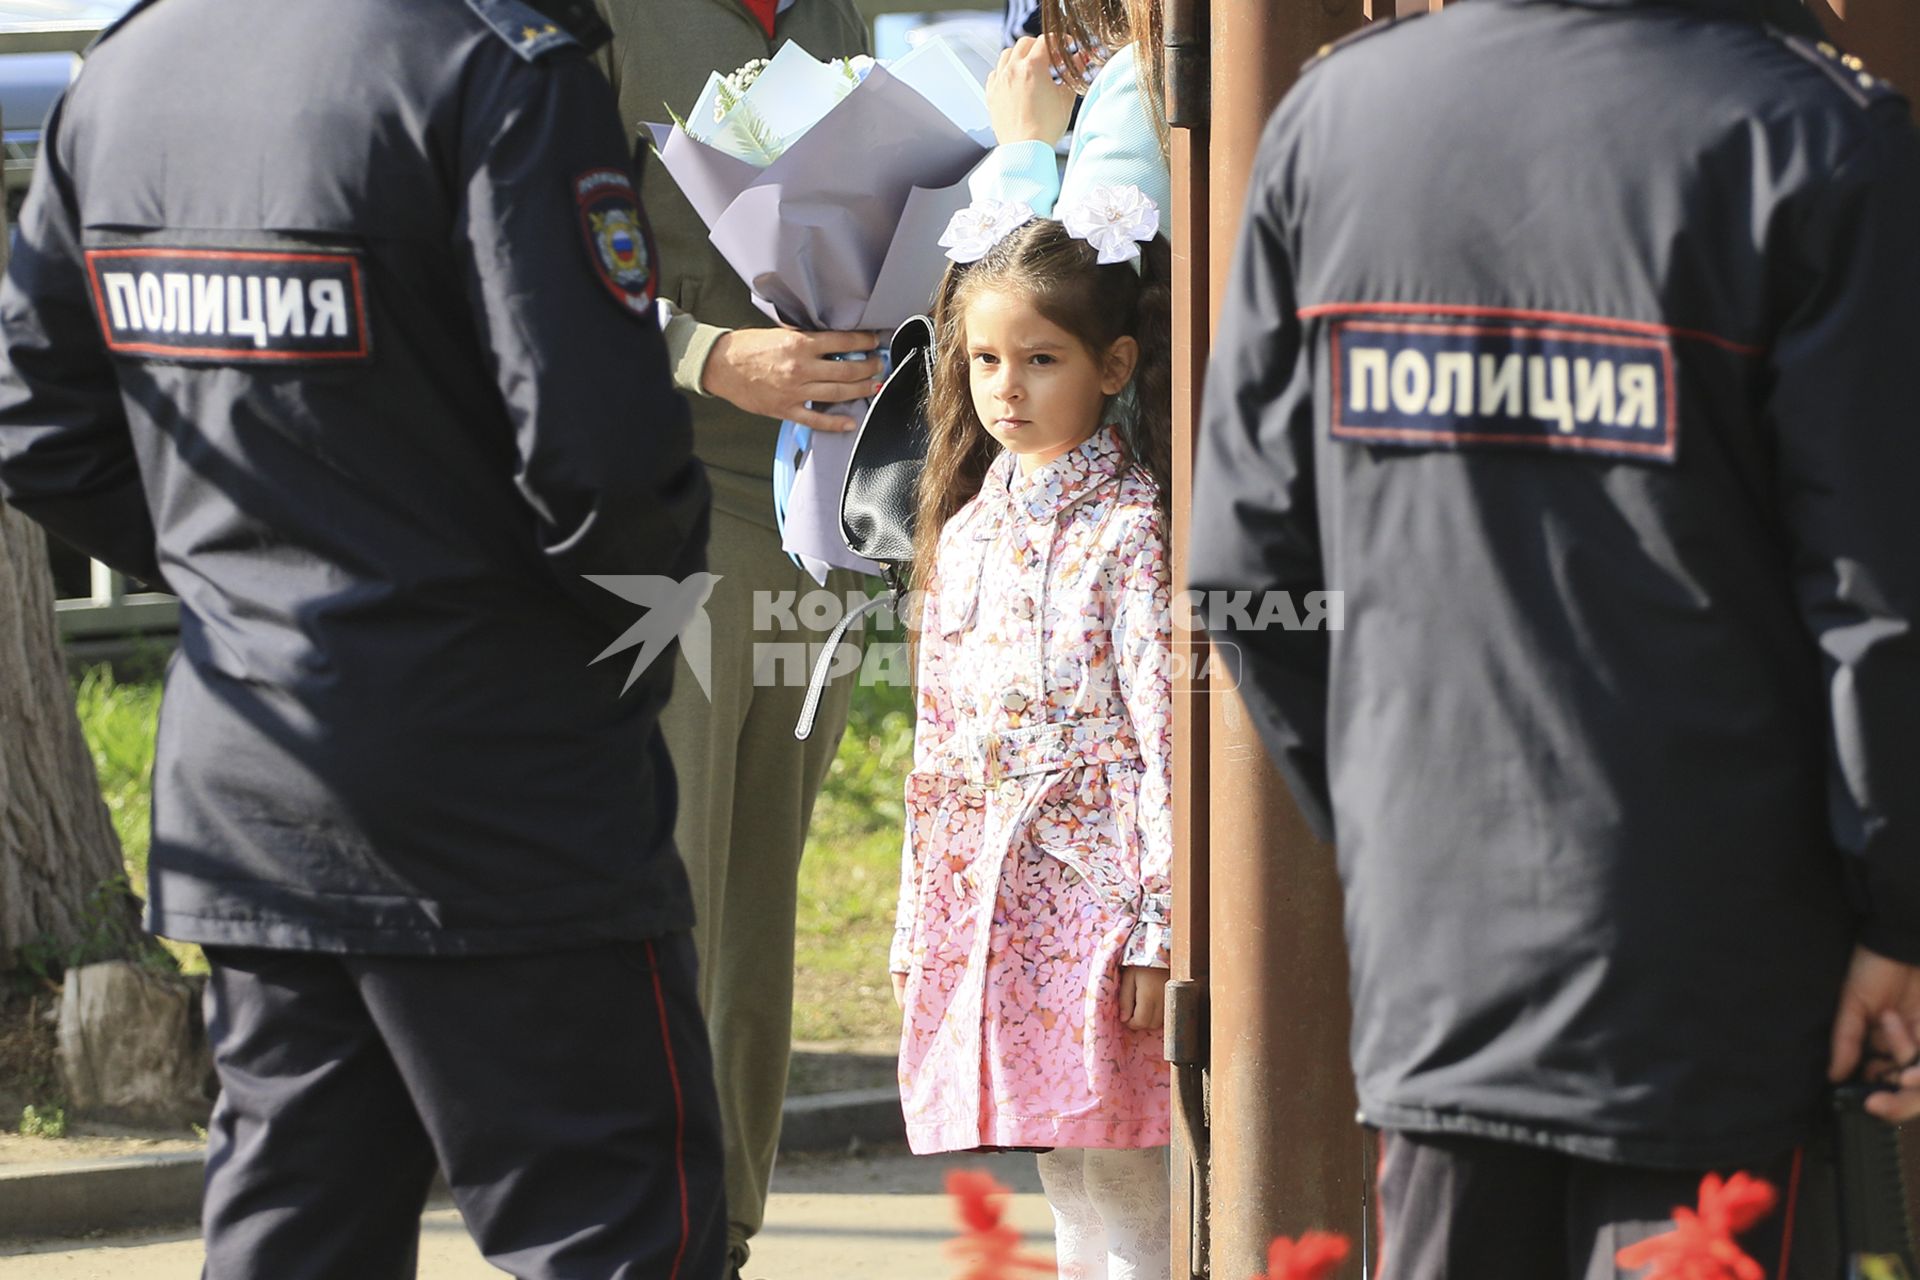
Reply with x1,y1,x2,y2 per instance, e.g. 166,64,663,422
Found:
892,425,1173,1154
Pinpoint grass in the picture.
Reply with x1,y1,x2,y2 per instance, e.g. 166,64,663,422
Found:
73,667,159,886
793,663,915,1044
69,653,919,1044
17,1103,67,1139
72,667,203,976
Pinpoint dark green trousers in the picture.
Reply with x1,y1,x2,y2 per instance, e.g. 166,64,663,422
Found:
659,508,861,1270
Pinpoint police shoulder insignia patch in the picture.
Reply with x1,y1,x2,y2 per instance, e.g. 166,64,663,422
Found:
575,169,657,315
1777,35,1908,110
1300,16,1419,76
464,0,588,62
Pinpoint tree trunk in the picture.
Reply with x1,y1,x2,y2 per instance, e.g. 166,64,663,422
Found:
0,508,140,969
0,126,141,972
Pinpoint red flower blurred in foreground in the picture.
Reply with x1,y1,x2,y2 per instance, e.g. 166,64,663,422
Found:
1615,1172,1779,1280
1258,1232,1352,1280
947,1169,1054,1280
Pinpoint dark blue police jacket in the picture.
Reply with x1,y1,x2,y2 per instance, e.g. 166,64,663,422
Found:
1190,0,1920,1166
0,0,712,955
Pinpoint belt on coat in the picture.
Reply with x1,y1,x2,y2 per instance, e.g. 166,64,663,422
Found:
922,717,1139,786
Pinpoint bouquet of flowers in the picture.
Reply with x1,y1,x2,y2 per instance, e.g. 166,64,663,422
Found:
650,38,994,581
674,48,880,167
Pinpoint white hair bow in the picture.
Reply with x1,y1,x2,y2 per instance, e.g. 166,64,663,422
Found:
1059,185,1160,266
937,185,1160,268
938,198,1036,264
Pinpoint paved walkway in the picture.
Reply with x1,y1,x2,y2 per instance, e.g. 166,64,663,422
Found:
0,1150,1051,1279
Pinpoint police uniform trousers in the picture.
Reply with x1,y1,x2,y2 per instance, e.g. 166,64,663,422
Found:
199,935,726,1280
657,506,861,1270
1374,1130,1841,1280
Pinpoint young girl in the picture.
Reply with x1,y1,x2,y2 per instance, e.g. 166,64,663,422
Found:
890,194,1174,1279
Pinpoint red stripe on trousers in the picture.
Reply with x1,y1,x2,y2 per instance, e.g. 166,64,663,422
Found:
646,941,692,1280
1374,1132,1390,1280
1776,1146,1804,1280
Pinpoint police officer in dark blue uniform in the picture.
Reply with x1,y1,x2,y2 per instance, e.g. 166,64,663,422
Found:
1191,0,1920,1274
0,0,724,1275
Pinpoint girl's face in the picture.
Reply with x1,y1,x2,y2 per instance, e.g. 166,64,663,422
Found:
964,287,1138,475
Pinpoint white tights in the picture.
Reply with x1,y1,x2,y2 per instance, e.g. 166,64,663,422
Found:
1034,1146,1171,1280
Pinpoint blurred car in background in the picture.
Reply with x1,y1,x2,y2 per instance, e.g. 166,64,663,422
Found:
1,1,130,605
1,1,129,227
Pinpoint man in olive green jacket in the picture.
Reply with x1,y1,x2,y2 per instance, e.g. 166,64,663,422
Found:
593,2,877,1274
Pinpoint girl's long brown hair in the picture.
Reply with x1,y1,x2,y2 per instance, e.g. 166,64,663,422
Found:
1040,0,1166,156
911,218,1172,596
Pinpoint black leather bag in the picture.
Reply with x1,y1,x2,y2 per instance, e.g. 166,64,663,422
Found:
838,314,934,578
793,314,934,739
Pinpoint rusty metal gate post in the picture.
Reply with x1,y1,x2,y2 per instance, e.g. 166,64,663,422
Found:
1202,0,1370,1268
1161,0,1213,1271
1166,2,1369,1277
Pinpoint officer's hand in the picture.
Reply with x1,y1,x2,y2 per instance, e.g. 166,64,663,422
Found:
988,37,1079,147
891,970,908,1009
702,328,883,432
1118,965,1168,1033
1828,945,1920,1122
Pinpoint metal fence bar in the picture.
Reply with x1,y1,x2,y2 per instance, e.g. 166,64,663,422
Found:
0,21,172,642
0,23,98,56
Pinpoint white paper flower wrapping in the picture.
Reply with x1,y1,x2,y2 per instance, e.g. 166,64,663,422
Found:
649,36,998,580
1059,184,1161,265
938,198,1037,263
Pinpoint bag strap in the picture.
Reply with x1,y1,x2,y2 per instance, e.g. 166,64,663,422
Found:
793,592,894,741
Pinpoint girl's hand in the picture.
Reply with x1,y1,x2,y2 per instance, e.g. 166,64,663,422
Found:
891,970,909,1009
1118,966,1169,1032
988,37,1078,147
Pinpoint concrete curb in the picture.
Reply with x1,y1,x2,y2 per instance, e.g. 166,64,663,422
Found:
778,1086,905,1154
0,1088,906,1245
0,1152,205,1241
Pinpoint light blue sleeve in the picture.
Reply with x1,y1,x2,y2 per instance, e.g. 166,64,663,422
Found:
967,139,1062,214
965,43,1170,228
1055,44,1171,230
